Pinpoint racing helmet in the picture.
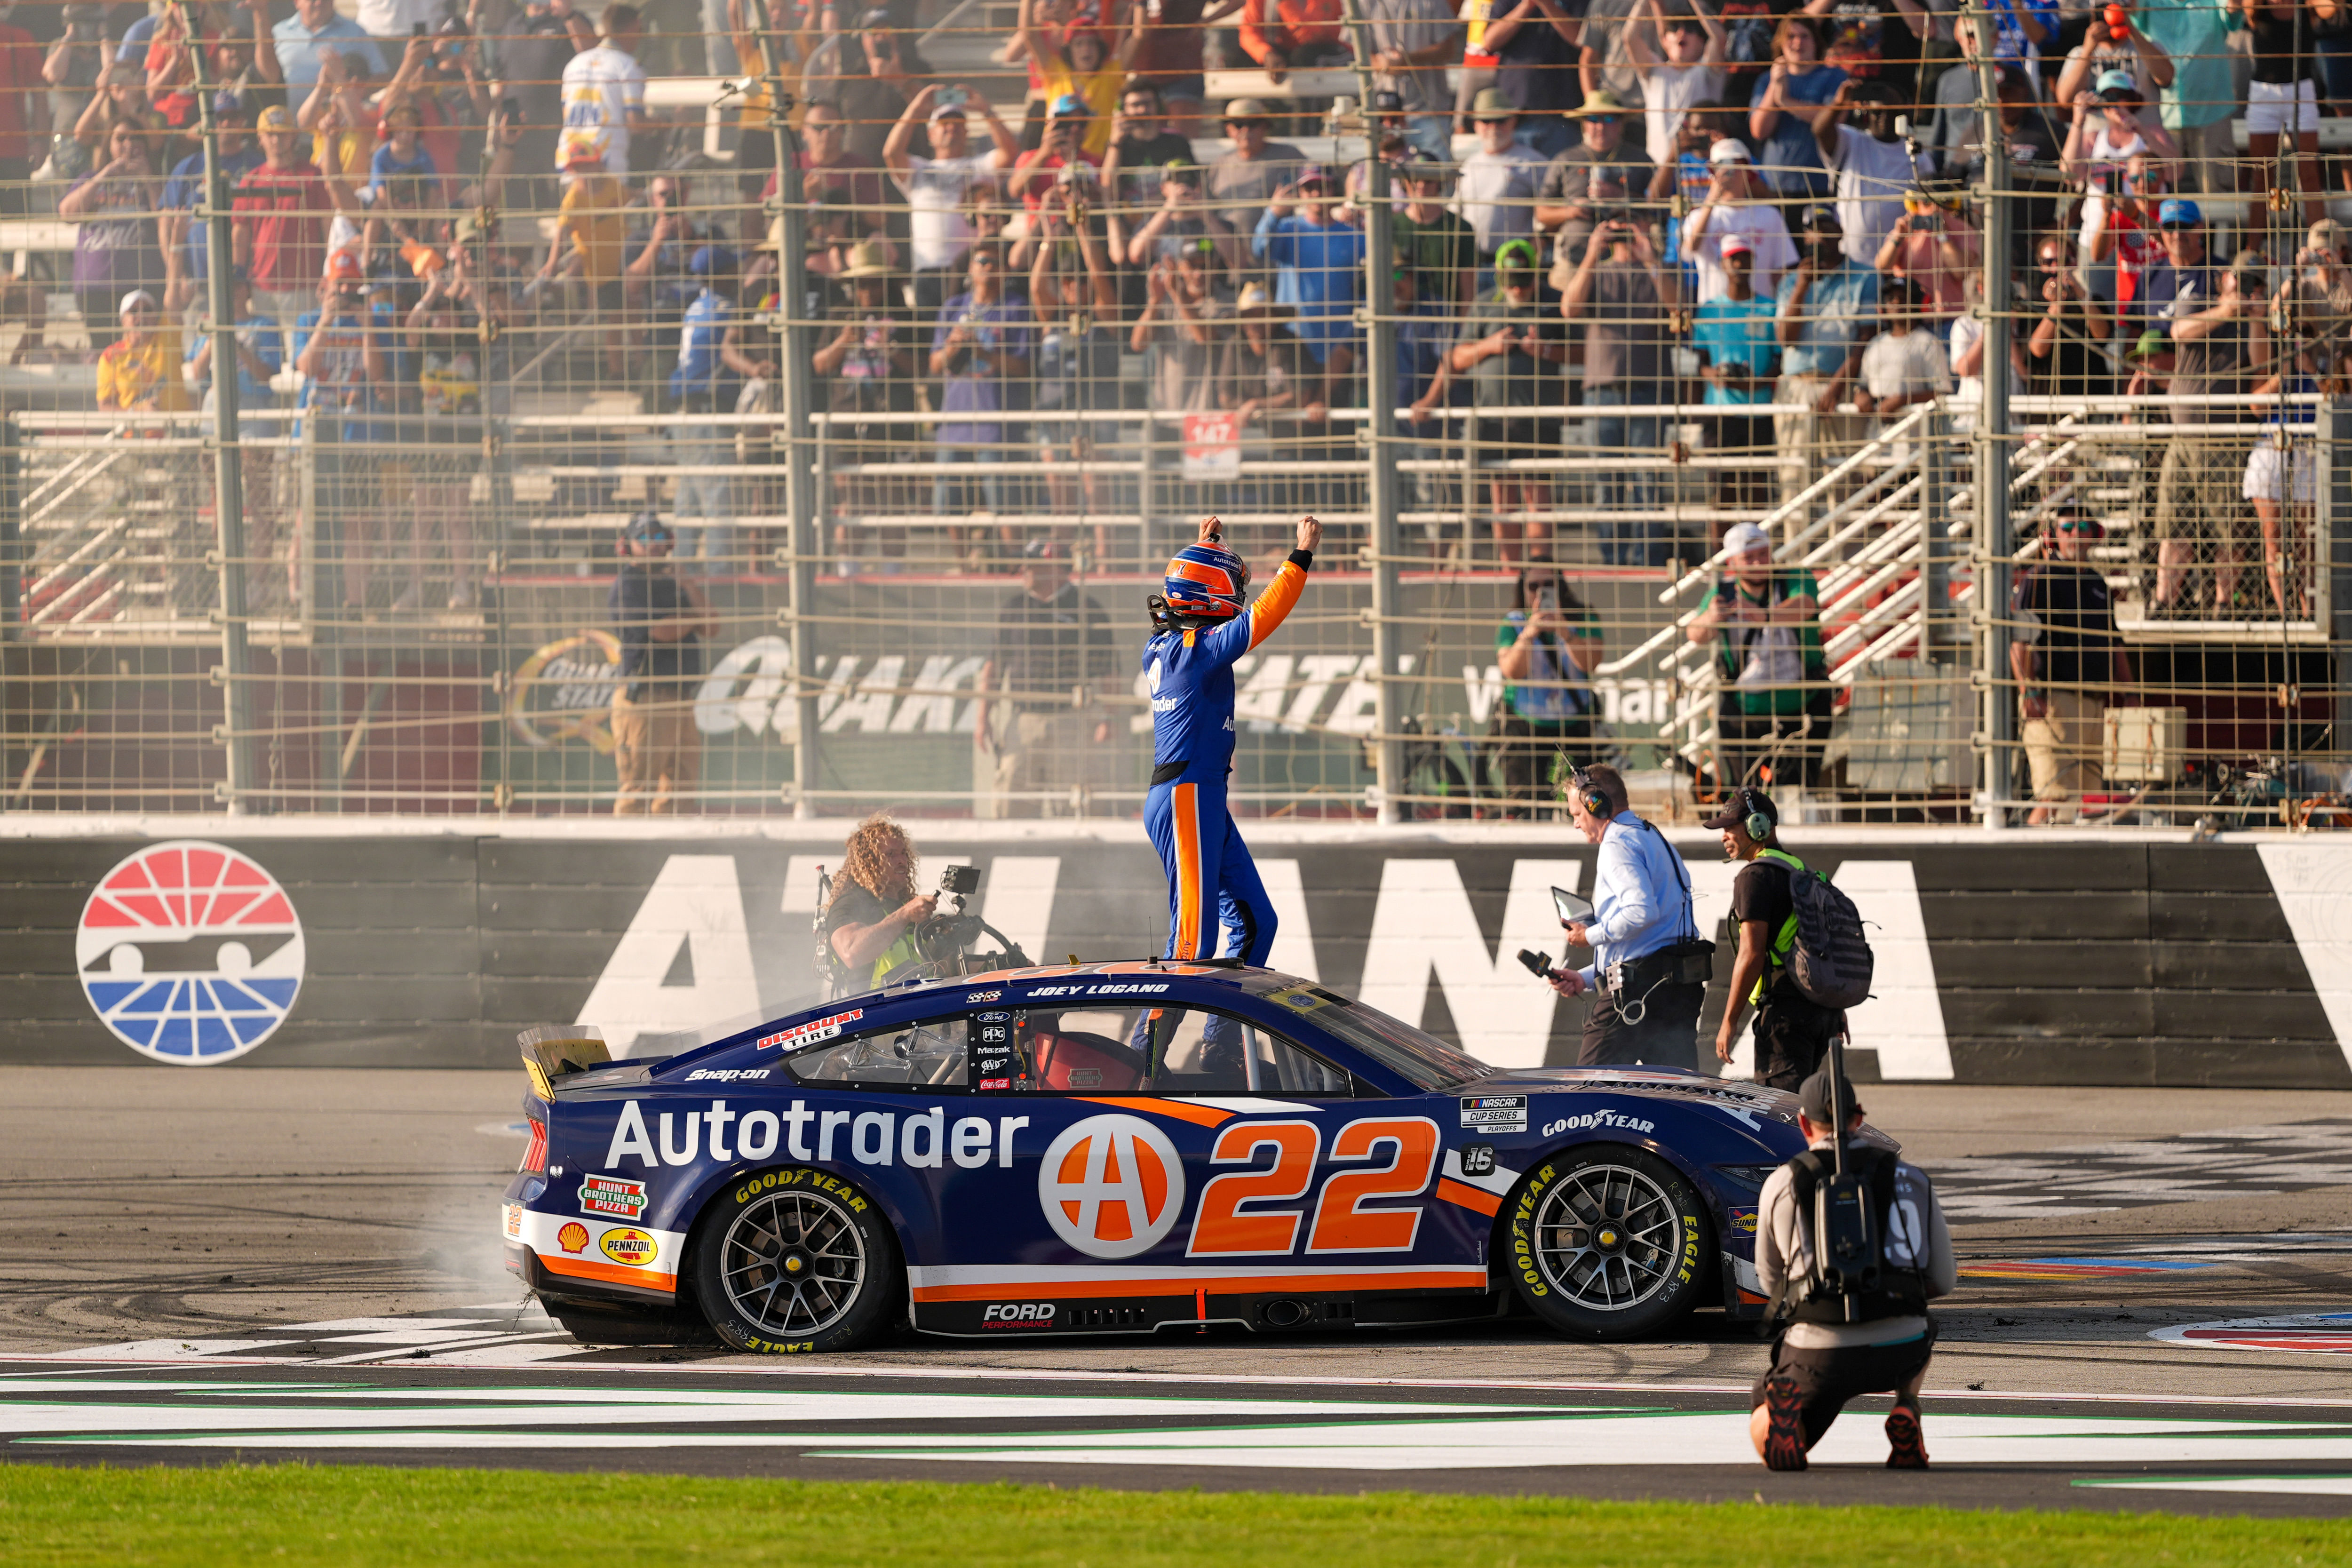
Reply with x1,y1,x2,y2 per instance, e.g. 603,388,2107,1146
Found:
1161,541,1251,621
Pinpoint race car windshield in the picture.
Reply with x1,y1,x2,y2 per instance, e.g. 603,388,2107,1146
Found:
1284,990,1492,1090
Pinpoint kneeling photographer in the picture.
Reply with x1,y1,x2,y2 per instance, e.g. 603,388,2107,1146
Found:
1542,765,1712,1069
817,815,942,999
1750,1065,1956,1472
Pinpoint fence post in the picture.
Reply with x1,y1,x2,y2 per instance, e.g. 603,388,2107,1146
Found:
761,0,821,817
1364,159,1405,825
1969,3,2016,830
191,61,259,813
0,415,17,639
1922,408,1950,660
2329,402,2351,763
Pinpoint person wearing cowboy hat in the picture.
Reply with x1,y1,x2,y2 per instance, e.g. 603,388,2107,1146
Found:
1476,0,1581,159
1207,98,1312,228
1534,89,1654,266
1460,87,1546,262
814,239,916,544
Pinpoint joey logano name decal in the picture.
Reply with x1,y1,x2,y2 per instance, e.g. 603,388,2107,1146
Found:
1038,1114,1186,1260
757,1010,863,1051
604,1098,1033,1171
77,841,306,1064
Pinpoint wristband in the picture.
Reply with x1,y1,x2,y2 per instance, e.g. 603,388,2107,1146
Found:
1287,548,1313,570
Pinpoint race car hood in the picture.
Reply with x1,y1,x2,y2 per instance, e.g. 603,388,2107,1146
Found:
1456,1066,1899,1157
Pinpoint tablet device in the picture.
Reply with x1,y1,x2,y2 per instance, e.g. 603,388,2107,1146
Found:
1551,885,1594,925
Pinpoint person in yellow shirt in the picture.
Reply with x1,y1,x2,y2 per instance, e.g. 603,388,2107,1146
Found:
1017,0,1132,156
542,137,631,380
97,291,193,414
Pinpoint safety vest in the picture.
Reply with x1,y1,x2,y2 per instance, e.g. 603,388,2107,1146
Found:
1748,847,1806,1006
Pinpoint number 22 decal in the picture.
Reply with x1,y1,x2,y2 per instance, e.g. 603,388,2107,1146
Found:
1186,1117,1440,1258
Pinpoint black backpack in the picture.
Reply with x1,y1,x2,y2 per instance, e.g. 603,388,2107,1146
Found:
1769,1145,1933,1326
1762,850,1874,1010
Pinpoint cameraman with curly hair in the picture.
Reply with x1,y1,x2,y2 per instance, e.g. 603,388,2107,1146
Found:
818,814,941,999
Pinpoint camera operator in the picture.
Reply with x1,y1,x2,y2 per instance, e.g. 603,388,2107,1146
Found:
818,813,940,998
1708,786,1842,1089
1750,1065,1955,1472
1546,764,1709,1069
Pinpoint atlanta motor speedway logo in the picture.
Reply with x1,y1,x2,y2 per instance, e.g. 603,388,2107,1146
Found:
77,841,305,1064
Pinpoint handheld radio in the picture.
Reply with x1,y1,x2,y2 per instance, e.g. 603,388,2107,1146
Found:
1812,1032,1879,1321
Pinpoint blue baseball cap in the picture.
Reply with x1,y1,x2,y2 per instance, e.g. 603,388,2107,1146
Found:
1049,93,1088,118
622,510,674,543
687,245,738,276
2159,198,2201,228
213,92,252,119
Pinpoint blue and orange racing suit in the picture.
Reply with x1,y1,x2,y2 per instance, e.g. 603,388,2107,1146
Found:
1142,549,1312,963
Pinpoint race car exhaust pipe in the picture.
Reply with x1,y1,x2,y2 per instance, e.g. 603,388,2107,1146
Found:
1262,1298,1309,1329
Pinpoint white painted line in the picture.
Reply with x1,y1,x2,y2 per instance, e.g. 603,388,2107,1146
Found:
2079,1475,2352,1496
46,1340,303,1361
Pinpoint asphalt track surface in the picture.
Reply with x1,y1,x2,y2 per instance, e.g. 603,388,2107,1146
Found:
8,1069,2352,1517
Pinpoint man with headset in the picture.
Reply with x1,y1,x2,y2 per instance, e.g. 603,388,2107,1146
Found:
1546,764,1711,1068
1708,785,1843,1090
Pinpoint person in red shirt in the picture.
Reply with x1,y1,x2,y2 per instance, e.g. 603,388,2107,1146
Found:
1009,97,1104,216
2090,151,2167,310
1240,0,1349,83
0,0,50,212
232,104,357,318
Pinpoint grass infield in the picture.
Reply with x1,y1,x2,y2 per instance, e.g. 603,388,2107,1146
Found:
2,1465,2349,1567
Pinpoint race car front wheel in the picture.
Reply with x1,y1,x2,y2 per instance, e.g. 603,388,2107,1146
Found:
689,1167,899,1354
1503,1146,1710,1341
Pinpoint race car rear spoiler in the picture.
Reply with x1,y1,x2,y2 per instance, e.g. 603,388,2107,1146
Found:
518,1023,613,1099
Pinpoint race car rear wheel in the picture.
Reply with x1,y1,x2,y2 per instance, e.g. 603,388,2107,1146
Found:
1503,1146,1710,1341
689,1168,898,1354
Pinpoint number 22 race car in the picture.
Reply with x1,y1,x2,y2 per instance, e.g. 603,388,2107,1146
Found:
501,962,1823,1353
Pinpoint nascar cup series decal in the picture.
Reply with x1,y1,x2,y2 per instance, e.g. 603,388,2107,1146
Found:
77,841,305,1063
1039,1114,1186,1259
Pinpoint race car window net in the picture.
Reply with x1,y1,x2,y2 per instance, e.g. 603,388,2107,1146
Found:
790,1017,971,1090
1276,990,1494,1093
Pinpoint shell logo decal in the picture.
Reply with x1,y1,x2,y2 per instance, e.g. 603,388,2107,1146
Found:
77,841,305,1064
599,1228,658,1267
1038,1114,1186,1260
557,1222,591,1254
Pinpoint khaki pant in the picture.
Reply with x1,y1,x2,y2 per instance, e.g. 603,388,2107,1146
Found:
974,704,1107,820
1773,373,1874,507
611,687,700,815
2023,688,2103,818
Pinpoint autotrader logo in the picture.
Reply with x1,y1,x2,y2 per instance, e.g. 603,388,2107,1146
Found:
1037,1114,1186,1260
76,841,305,1064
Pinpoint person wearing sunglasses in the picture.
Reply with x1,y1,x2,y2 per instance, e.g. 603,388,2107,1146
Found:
607,511,718,816
2010,510,2131,826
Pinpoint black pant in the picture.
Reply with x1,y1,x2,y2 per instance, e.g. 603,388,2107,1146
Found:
1717,689,1833,792
1485,711,1593,816
1581,980,1705,1070
1751,987,1844,1090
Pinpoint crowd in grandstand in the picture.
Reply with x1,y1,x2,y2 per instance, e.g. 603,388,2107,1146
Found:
1,0,2349,607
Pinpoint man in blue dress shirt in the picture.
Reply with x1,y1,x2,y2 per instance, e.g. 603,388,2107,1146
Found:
1547,763,1709,1067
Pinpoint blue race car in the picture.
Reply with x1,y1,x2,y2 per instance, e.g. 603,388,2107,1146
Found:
502,961,1826,1352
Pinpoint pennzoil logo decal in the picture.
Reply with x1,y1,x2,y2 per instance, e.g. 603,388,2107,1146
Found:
598,1228,659,1267
579,1174,649,1219
758,1009,863,1051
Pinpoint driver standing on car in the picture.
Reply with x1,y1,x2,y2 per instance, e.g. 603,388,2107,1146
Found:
1144,513,1321,965
1546,764,1709,1068
817,813,939,998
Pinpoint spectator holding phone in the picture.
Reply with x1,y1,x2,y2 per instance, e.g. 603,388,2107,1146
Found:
2010,511,2130,825
1492,551,1602,814
1688,520,1828,790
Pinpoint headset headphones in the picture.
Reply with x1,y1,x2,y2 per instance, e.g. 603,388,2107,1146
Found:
1565,765,1611,821
1738,787,1773,844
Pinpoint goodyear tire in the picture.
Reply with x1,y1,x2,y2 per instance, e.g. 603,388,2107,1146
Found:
690,1166,899,1354
1504,1146,1710,1341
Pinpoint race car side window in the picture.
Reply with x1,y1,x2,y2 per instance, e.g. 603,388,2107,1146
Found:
788,1017,969,1090
1026,1007,1361,1098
